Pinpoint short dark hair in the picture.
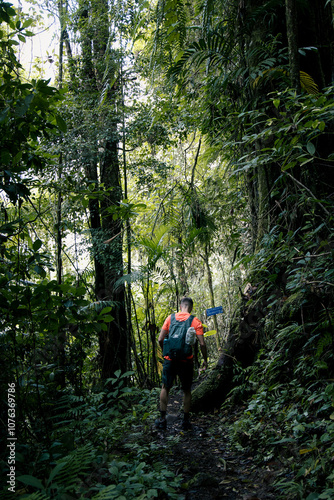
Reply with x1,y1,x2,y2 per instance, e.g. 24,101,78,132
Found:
180,297,193,309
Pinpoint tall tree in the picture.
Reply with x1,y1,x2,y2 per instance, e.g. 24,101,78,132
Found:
62,0,128,377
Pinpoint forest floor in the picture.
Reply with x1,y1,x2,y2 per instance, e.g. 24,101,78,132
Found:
151,386,284,500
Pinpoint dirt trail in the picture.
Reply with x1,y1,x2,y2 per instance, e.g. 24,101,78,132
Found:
152,389,282,499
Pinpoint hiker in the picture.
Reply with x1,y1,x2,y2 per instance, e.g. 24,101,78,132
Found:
155,297,208,430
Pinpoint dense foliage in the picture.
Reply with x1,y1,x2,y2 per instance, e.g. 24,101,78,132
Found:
1,0,333,498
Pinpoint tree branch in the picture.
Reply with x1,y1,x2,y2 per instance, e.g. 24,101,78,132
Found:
190,137,202,189
284,171,330,216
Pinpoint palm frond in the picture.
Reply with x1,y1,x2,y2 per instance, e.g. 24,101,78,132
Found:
153,0,189,64
253,68,319,94
168,32,231,82
300,71,319,94
114,270,145,290
140,224,171,253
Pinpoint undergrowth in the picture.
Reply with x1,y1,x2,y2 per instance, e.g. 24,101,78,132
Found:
224,207,334,499
0,371,184,499
225,272,334,495
225,358,334,499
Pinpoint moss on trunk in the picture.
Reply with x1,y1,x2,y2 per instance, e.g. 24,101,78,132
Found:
191,293,263,412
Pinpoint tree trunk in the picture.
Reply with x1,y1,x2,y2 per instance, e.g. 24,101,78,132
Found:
285,0,300,92
177,233,189,297
55,3,66,389
191,295,264,412
100,135,128,376
203,244,220,351
121,58,133,371
76,0,128,377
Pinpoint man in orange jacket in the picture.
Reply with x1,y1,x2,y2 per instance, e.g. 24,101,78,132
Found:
155,297,208,430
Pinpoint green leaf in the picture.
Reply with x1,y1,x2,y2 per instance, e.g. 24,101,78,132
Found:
56,114,67,132
281,160,297,171
13,151,23,165
0,106,10,123
121,370,135,378
34,265,46,277
305,493,320,500
23,18,34,28
33,239,43,251
204,330,217,337
318,121,326,131
147,489,158,498
306,141,315,155
47,462,66,485
1,149,11,163
17,474,44,490
100,306,112,315
101,314,113,323
59,284,71,292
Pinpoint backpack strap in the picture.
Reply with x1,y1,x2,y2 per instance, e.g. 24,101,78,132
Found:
185,314,194,330
170,313,176,325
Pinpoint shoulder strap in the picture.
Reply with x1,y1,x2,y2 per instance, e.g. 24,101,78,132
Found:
168,314,176,333
185,314,194,329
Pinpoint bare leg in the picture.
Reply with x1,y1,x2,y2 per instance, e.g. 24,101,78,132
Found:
160,385,169,412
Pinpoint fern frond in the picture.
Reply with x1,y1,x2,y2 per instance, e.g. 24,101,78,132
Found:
153,0,188,61
92,484,119,499
276,322,304,340
300,71,319,94
47,444,95,492
21,494,48,500
80,300,117,313
316,331,333,357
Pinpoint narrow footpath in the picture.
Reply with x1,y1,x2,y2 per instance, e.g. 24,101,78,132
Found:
152,389,283,500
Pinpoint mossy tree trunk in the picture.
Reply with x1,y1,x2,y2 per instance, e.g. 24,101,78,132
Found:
285,0,300,92
191,295,263,411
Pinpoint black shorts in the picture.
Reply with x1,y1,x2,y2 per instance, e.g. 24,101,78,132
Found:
162,358,193,390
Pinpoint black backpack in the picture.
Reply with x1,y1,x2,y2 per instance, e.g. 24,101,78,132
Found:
163,314,195,360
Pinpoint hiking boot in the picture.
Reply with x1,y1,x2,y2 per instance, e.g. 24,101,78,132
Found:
181,420,192,431
155,418,167,430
